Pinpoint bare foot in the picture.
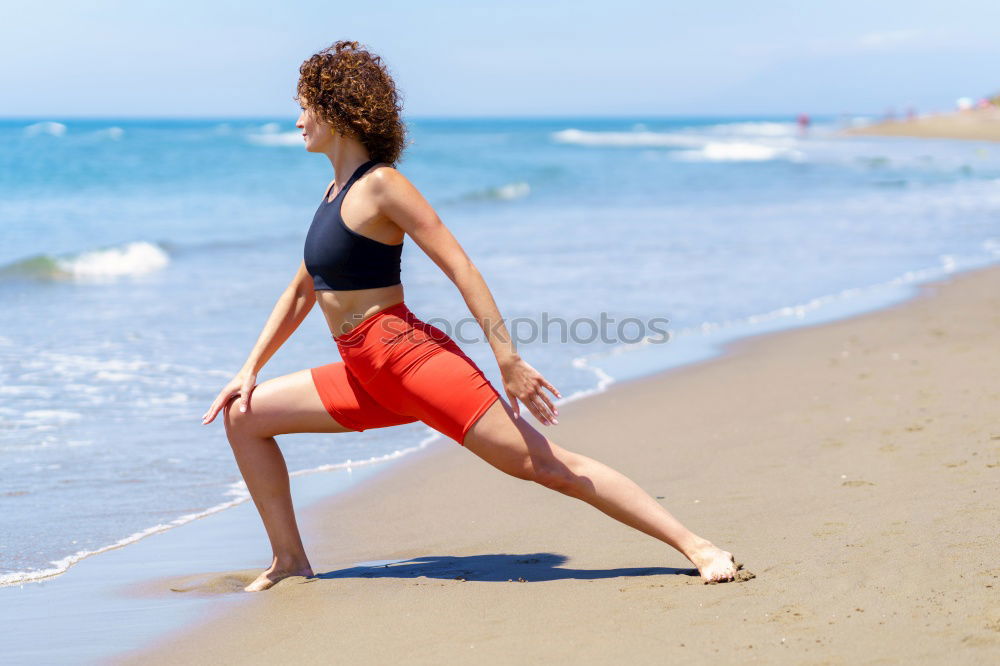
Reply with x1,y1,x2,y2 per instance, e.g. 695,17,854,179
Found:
244,563,314,592
685,540,737,584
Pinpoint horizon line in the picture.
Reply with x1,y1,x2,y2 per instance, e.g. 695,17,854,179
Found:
0,112,871,122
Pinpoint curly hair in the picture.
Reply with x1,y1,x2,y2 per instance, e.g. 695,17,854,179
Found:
295,40,408,166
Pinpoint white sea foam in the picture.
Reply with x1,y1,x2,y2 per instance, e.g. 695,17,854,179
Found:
40,352,148,377
22,410,82,423
93,371,135,382
0,385,49,396
0,495,251,588
552,127,805,163
23,121,67,137
246,131,303,147
133,392,189,408
494,182,531,200
55,241,170,280
92,126,124,140
701,121,798,137
0,432,444,588
551,128,702,148
463,181,531,202
673,142,805,162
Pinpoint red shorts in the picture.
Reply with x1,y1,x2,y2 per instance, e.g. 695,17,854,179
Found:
310,301,501,446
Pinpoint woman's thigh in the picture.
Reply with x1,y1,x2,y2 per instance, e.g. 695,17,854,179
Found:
463,397,571,480
224,368,356,437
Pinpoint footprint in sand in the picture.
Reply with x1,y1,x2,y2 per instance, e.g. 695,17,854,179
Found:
168,571,261,595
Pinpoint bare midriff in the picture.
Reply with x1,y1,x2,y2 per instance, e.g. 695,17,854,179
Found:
314,283,406,339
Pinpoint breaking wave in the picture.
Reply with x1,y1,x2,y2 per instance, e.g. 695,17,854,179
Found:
0,241,170,282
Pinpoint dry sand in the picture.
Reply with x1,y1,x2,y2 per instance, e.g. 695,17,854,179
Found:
845,107,1000,142
119,265,1000,665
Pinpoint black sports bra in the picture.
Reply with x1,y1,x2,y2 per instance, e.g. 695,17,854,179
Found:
303,159,404,291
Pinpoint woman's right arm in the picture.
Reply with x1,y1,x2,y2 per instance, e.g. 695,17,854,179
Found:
201,261,316,424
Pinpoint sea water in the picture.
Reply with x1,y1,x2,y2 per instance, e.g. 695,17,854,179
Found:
2,116,999,585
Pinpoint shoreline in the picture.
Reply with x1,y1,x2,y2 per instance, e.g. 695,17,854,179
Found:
844,107,1000,142
7,247,989,593
117,262,1000,664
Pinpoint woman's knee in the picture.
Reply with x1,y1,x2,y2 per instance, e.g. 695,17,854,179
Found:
529,453,581,495
222,396,265,439
465,399,581,493
223,389,281,441
492,453,561,487
220,368,357,440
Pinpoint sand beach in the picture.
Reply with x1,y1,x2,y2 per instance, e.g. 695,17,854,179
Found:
115,263,1000,665
846,107,1000,142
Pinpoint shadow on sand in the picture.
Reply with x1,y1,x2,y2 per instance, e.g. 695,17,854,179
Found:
158,553,701,595
310,552,699,584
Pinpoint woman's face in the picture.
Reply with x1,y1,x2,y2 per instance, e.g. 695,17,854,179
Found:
296,97,335,153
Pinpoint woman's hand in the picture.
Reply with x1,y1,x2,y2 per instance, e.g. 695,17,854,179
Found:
201,369,257,425
500,356,562,426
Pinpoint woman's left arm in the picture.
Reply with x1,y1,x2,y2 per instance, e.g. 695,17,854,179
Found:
373,168,561,426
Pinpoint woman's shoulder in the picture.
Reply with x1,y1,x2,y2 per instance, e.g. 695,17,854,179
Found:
369,161,400,177
363,164,430,212
365,163,412,191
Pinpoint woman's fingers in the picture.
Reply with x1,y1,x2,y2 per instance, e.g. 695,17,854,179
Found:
531,399,555,425
202,389,236,425
201,371,256,425
508,382,561,425
521,397,542,424
239,381,253,413
523,390,557,425
202,392,223,420
202,397,223,424
505,389,520,419
540,397,558,424
504,366,562,425
202,395,222,424
531,376,560,424
537,387,558,418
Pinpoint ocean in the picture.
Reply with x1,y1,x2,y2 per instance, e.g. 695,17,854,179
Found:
2,115,999,586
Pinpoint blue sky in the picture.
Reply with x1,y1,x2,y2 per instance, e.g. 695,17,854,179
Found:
2,0,998,118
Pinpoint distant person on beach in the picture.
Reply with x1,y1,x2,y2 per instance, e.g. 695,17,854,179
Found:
200,40,740,592
796,112,810,136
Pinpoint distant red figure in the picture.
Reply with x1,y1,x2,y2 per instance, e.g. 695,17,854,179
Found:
797,112,811,136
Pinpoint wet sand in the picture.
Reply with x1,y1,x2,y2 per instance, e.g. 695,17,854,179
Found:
845,107,1000,142
118,264,1000,664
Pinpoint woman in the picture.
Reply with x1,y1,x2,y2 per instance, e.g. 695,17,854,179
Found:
201,40,738,592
